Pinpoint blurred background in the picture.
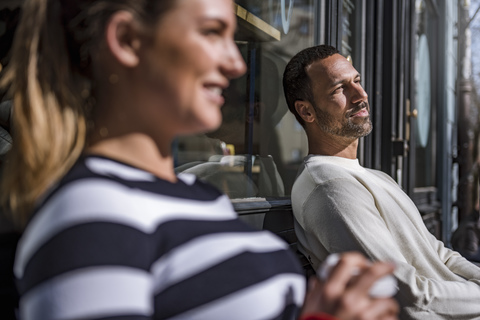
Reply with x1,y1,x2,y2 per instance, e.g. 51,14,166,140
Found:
2,0,480,255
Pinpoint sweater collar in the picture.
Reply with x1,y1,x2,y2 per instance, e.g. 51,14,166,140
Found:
305,154,366,172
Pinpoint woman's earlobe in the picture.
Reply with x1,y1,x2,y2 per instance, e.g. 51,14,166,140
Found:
105,11,141,67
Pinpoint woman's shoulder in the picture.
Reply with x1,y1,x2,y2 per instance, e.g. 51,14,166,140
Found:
51,155,223,203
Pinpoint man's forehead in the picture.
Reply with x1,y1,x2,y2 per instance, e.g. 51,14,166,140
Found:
307,54,359,86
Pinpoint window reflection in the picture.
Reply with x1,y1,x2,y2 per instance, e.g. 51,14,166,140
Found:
174,1,315,198
414,0,436,188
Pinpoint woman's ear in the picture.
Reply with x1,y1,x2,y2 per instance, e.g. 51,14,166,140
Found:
295,101,316,124
105,11,142,67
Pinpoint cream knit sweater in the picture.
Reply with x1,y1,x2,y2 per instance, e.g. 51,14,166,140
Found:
292,155,480,319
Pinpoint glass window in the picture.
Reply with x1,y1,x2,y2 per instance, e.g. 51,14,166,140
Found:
174,0,316,198
414,0,436,188
341,0,364,73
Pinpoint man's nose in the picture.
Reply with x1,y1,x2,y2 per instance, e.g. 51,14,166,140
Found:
351,83,368,105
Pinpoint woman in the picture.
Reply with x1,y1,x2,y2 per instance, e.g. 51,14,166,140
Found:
1,0,398,319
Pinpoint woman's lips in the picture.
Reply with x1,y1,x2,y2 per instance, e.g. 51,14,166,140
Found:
203,85,225,105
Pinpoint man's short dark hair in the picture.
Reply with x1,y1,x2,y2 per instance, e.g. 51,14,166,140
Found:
282,45,339,127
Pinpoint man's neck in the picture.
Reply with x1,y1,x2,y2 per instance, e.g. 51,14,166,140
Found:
307,131,359,159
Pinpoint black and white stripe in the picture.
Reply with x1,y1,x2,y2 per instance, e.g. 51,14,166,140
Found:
15,156,305,319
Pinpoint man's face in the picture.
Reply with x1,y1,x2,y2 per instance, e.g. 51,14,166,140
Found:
307,54,372,139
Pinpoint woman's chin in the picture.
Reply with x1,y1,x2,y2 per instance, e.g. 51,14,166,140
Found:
201,118,223,134
201,110,223,131
182,116,223,136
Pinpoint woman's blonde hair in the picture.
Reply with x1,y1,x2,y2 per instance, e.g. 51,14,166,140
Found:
0,0,175,229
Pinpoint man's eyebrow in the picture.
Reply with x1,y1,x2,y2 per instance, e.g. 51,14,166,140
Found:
331,73,361,87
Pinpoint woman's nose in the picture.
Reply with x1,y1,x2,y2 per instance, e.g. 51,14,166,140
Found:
222,41,247,79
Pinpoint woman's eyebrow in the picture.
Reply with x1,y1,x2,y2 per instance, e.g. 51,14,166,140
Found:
198,17,228,28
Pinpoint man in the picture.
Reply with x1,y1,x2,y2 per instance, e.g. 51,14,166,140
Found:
283,44,480,319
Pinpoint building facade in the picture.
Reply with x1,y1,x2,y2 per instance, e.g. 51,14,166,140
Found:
0,0,473,244
175,0,465,244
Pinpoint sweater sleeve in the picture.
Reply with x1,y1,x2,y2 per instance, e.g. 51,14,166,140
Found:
299,176,480,318
425,226,480,283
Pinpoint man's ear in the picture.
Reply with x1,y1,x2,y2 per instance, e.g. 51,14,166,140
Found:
105,11,142,67
295,101,316,123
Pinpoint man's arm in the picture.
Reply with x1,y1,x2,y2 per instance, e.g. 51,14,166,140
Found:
425,227,480,282
297,176,480,317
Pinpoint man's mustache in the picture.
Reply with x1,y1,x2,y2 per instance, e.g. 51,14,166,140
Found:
346,101,370,117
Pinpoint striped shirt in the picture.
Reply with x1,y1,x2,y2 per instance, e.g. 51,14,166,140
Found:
14,155,305,319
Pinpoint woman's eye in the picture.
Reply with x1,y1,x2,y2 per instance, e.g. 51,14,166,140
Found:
202,28,222,36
